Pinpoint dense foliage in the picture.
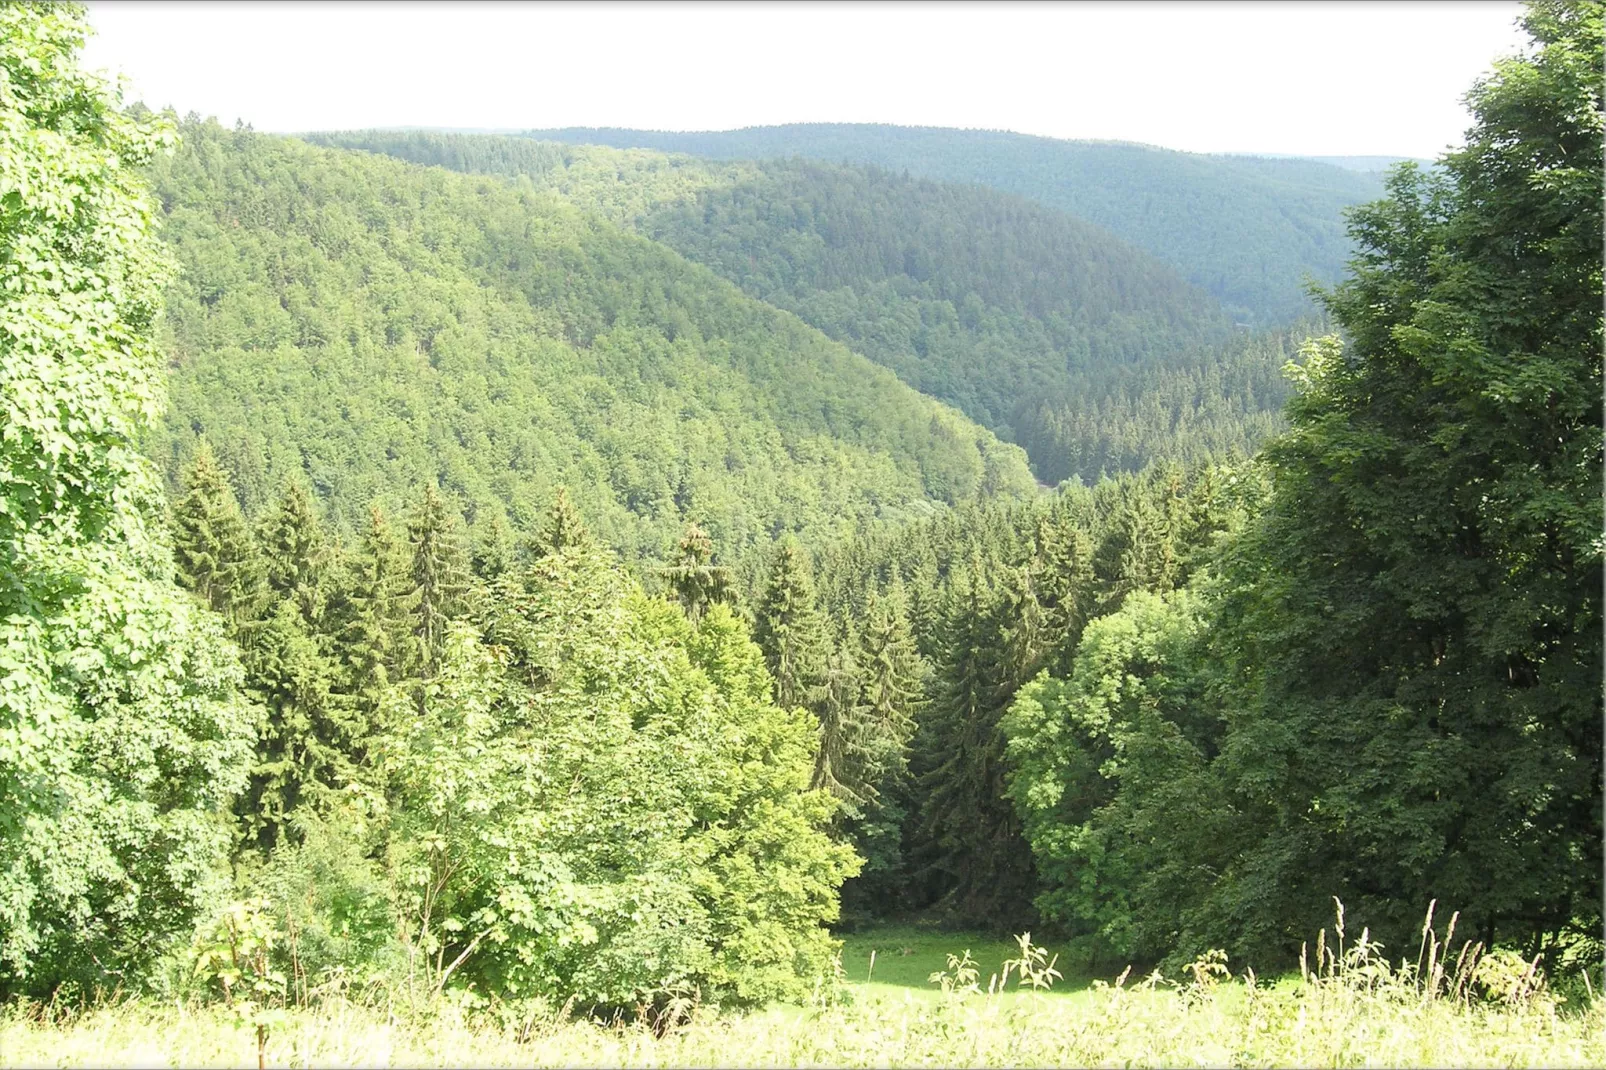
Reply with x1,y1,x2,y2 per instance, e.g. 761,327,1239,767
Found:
0,2,861,1011
314,130,1307,482
516,124,1386,326
164,450,862,1008
1003,0,1603,971
146,120,1034,560
2,0,1598,1037
792,461,1247,930
0,3,253,995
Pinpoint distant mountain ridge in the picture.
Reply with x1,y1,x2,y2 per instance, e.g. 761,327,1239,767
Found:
516,123,1385,327
1235,152,1430,173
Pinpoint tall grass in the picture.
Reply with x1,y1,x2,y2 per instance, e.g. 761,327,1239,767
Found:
3,903,1601,1068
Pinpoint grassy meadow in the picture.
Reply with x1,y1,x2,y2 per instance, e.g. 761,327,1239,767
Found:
3,923,1601,1069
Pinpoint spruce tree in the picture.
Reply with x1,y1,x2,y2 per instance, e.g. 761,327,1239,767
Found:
239,484,355,850
839,579,927,916
468,512,515,583
996,565,1046,695
259,482,331,630
911,555,1036,927
407,484,469,679
811,622,870,805
538,485,591,556
1092,481,1175,613
238,601,348,853
662,520,734,623
1035,512,1095,674
334,504,411,709
859,577,924,762
1172,464,1233,584
904,545,945,662
752,540,827,713
171,441,264,631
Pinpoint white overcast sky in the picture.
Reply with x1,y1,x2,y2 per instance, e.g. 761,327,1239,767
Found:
81,2,1529,159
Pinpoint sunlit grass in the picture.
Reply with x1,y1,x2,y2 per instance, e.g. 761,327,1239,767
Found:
836,925,1090,1004
5,916,1601,1070
3,982,1598,1069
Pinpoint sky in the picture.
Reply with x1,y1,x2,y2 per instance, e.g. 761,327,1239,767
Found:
81,1,1530,159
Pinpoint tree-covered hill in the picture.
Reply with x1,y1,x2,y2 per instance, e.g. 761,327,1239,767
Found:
310,131,1310,483
514,124,1384,327
144,120,1037,562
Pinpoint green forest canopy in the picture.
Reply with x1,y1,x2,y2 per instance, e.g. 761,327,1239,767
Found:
309,130,1310,483
146,120,1037,563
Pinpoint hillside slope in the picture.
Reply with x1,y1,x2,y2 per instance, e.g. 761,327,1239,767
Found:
516,123,1383,327
146,121,1036,560
311,131,1307,482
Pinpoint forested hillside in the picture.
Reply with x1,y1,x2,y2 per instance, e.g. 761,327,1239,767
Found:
517,124,1384,326
312,131,1307,482
4,1,1601,1063
145,121,1036,561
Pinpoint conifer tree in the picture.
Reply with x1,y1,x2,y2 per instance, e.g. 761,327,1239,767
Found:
238,599,350,853
259,482,332,630
171,441,264,631
1092,482,1175,613
468,512,515,582
334,504,411,709
839,580,927,916
239,485,355,850
1172,464,1233,584
1035,511,1095,674
538,484,591,556
859,577,924,761
662,520,734,623
407,484,469,679
911,555,1036,926
753,540,827,712
905,547,945,662
811,621,870,805
996,565,1046,695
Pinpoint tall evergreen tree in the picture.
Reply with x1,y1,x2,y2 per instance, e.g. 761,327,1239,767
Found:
468,512,515,583
1092,483,1175,613
996,565,1047,694
811,621,870,805
407,484,469,679
1034,510,1095,674
538,485,591,557
910,556,1036,927
238,486,355,851
171,441,264,630
332,504,411,710
859,577,924,763
839,580,927,916
259,482,332,630
238,600,346,853
662,520,734,623
904,547,945,662
753,540,827,712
